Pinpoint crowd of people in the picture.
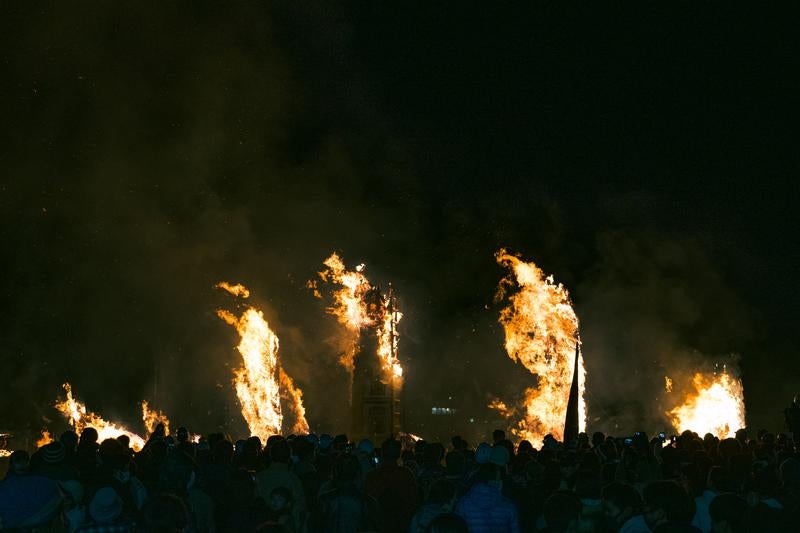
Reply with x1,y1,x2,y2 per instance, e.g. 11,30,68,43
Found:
1,403,800,533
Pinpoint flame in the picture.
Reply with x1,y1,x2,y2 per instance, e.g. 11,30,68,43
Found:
36,430,53,448
279,368,310,435
667,370,745,438
317,253,403,379
216,281,251,298
141,400,170,436
665,376,673,393
54,383,146,451
495,249,586,447
488,398,513,418
217,282,309,437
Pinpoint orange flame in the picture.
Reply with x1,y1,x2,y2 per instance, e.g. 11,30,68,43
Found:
36,430,53,448
317,253,403,380
667,370,745,438
279,368,310,435
495,249,586,447
217,282,309,438
54,383,146,451
141,400,170,436
215,281,251,299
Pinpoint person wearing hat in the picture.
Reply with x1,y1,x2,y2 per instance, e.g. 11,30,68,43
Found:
33,441,80,482
0,451,64,529
77,486,134,532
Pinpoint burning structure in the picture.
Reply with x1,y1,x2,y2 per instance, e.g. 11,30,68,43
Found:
666,365,745,438
314,253,403,442
493,249,587,447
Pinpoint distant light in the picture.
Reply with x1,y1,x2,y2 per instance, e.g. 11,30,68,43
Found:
431,407,457,415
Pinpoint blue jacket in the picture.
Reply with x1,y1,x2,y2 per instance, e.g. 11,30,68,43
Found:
455,483,520,533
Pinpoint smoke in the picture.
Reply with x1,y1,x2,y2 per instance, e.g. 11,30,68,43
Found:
576,230,752,434
0,3,418,440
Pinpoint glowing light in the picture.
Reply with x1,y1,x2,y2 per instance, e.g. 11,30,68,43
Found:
54,383,146,451
494,249,586,447
36,430,53,448
141,400,170,436
667,370,745,438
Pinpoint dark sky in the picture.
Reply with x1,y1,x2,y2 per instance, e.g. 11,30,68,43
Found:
1,2,798,443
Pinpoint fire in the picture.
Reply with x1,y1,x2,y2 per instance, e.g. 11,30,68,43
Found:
317,253,403,379
665,376,673,393
495,249,586,447
0,450,10,458
667,370,745,438
54,383,146,451
141,400,170,436
279,368,310,435
488,398,513,418
36,430,53,448
217,282,309,438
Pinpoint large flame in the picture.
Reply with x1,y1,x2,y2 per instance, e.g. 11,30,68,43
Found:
217,282,309,438
54,383,146,451
316,253,403,379
495,249,586,447
141,400,170,436
667,370,745,438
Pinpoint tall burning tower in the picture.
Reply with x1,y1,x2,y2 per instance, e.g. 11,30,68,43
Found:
350,285,402,442
314,253,404,442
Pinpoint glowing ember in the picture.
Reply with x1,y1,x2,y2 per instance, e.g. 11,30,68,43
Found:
36,430,53,448
488,398,513,418
54,383,146,451
0,450,11,458
216,281,251,299
667,370,745,438
665,376,673,393
0,433,11,457
317,253,403,380
141,400,170,436
495,249,586,447
217,282,309,438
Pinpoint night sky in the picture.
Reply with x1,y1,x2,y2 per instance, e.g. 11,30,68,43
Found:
2,3,798,443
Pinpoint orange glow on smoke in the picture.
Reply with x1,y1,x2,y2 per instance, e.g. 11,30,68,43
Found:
494,249,586,447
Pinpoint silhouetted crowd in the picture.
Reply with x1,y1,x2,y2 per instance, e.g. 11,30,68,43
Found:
2,414,800,533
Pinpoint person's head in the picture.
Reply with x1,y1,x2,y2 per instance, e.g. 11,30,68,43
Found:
444,451,465,477
60,430,78,453
642,480,694,529
426,513,469,533
592,431,606,448
269,486,293,513
80,427,98,446
708,493,746,533
89,487,123,524
41,441,66,465
492,429,505,444
707,466,733,493
154,423,166,438
451,435,465,451
602,481,642,530
212,439,233,465
424,442,445,466
333,453,361,486
357,438,374,457
381,438,401,464
269,438,291,464
475,442,492,464
143,493,189,533
8,450,30,474
116,435,130,450
177,427,189,444
517,439,533,456
543,490,582,532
